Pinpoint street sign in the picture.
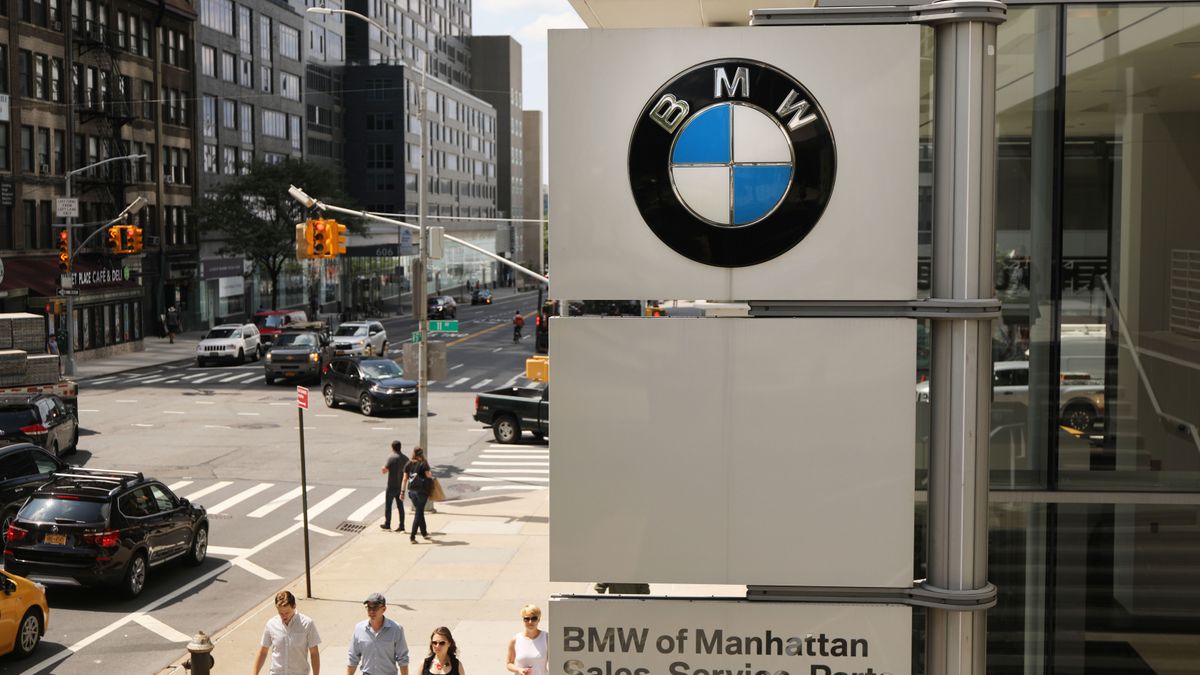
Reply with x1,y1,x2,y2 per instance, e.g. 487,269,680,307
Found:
428,320,458,332
56,288,80,296
411,332,422,343
55,198,79,219
296,386,309,409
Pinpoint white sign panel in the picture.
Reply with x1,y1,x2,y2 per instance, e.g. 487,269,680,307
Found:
56,198,79,219
552,597,911,675
550,317,915,587
549,27,919,300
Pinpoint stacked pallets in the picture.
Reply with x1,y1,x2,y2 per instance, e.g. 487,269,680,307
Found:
0,313,57,387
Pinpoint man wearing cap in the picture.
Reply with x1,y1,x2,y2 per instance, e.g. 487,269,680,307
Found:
253,590,322,675
347,593,409,675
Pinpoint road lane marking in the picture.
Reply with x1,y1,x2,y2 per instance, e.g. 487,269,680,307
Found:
502,373,522,387
207,545,250,556
132,423,153,427
480,453,549,458
221,372,258,383
269,402,288,406
480,485,546,491
79,409,100,413
181,481,234,501
315,414,337,418
131,614,192,643
87,377,116,385
237,412,261,416
116,399,139,403
295,488,356,520
204,424,232,429
248,486,309,518
191,373,227,383
446,377,470,388
168,480,193,491
456,476,550,482
451,363,464,370
181,373,206,380
207,482,275,514
162,410,185,415
491,347,503,353
471,378,494,390
348,491,387,522
371,427,394,431
138,376,171,384
307,523,344,537
473,461,549,466
232,557,283,580
486,445,548,451
470,468,550,473
195,401,216,405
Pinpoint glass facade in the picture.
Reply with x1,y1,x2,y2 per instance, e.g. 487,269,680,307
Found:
919,3,1200,672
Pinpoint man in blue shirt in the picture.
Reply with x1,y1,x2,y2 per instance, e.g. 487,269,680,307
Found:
347,593,409,675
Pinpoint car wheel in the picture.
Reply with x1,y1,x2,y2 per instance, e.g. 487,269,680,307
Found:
12,608,42,658
1063,404,1096,432
1,509,17,547
494,414,520,444
197,357,206,368
186,526,208,566
122,553,148,598
359,393,375,417
265,374,275,385
324,384,337,408
237,349,246,364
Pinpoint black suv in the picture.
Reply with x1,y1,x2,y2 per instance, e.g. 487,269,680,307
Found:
322,357,418,416
0,443,67,544
0,395,78,458
427,295,458,319
4,469,209,598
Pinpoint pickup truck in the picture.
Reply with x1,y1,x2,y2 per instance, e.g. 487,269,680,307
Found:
474,386,549,444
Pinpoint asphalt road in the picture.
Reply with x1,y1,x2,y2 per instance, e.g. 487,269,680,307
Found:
0,292,546,675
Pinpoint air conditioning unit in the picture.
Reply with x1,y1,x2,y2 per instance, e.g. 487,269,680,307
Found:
164,175,175,184
52,20,62,31
39,164,50,175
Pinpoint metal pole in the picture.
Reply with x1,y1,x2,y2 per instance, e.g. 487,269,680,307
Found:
64,175,75,376
926,13,999,675
417,65,429,454
298,405,312,598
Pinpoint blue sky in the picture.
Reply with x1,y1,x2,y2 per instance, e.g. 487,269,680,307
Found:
472,0,585,179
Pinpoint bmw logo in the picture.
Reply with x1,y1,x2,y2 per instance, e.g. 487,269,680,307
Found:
629,59,837,267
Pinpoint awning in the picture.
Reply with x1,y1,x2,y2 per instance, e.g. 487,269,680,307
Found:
0,255,142,298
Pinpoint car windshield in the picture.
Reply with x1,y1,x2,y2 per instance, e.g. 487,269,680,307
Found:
204,328,237,339
335,325,368,337
256,315,285,328
275,333,318,347
361,361,403,379
19,496,109,524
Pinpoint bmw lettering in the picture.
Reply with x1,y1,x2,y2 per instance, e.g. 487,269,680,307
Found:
629,60,836,267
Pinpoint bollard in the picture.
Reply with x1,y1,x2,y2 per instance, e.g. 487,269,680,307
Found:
183,631,215,675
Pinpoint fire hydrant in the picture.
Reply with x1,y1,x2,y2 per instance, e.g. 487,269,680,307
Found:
183,631,215,675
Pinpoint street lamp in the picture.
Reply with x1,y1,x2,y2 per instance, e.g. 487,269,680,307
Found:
61,153,147,377
305,6,435,451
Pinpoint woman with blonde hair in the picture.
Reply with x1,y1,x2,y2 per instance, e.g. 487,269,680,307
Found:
506,604,547,675
424,626,466,675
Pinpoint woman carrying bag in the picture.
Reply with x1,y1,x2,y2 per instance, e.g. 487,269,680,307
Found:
402,447,434,543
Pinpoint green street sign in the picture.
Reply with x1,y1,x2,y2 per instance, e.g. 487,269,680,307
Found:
429,320,459,332
411,332,422,343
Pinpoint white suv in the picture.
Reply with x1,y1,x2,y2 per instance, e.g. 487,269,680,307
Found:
331,321,388,356
196,323,262,366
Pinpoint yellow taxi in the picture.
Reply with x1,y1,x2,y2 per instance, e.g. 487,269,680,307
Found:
0,569,48,658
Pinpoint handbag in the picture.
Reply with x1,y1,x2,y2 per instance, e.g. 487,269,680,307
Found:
429,477,446,502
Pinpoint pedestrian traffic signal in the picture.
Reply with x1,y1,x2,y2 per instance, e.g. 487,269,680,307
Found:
129,225,144,253
106,225,124,254
296,222,313,259
332,221,348,257
57,230,70,272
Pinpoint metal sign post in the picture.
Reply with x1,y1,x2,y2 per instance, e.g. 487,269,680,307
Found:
296,386,312,598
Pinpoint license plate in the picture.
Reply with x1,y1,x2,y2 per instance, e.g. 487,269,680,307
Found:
44,534,67,545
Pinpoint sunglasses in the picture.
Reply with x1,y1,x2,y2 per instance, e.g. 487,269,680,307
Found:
431,640,448,646
522,616,540,622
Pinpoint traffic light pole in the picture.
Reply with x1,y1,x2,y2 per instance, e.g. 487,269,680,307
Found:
64,177,75,376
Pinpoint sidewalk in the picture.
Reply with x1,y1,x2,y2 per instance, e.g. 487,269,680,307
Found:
71,331,207,381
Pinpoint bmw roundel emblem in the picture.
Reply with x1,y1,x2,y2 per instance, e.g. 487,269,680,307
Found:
629,59,836,267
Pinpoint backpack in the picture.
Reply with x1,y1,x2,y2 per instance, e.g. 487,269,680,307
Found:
407,463,429,493
515,315,525,327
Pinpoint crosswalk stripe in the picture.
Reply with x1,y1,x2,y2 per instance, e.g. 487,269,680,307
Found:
295,488,356,520
473,461,549,466
470,379,494,390
502,374,522,387
347,490,387,522
457,476,549,482
480,485,546,491
220,372,258,383
138,376,171,384
191,373,227,384
180,373,206,381
486,446,548,452
88,377,117,385
471,468,549,474
479,454,549,460
168,480,193,492
446,377,470,388
207,483,275,514
248,486,309,518
181,481,234,502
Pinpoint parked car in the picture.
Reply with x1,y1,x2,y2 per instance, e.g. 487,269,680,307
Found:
474,386,549,444
916,361,1105,431
0,395,78,458
470,288,493,305
264,329,334,384
0,569,48,658
322,357,417,416
4,468,209,599
332,321,388,357
252,310,308,346
196,323,262,366
427,296,457,319
0,443,67,545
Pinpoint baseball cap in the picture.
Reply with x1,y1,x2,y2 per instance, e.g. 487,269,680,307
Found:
364,592,387,606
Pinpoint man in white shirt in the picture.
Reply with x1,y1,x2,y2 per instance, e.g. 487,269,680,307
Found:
253,590,322,675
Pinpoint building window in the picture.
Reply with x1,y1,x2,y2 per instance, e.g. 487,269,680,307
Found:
260,66,272,93
240,149,252,174
259,16,272,62
366,113,395,131
367,144,394,169
201,45,215,77
240,103,253,145
237,5,252,54
262,109,286,138
201,0,233,33
222,99,236,129
280,72,300,101
289,115,301,151
203,95,216,138
279,24,299,60
19,126,33,172
36,128,49,173
18,50,31,97
203,143,217,173
222,146,236,175
50,57,62,102
367,78,389,101
240,58,253,88
368,173,395,192
0,123,9,171
22,200,36,250
221,52,235,82
141,80,154,119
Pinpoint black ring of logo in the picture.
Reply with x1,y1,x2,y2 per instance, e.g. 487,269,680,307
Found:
628,59,837,268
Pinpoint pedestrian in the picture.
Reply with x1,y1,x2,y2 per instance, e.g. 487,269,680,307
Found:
166,306,180,344
346,592,409,675
252,590,322,675
401,447,433,544
381,440,408,532
423,627,466,675
505,605,546,675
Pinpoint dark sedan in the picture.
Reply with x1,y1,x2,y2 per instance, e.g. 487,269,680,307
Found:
427,295,458,319
322,357,418,416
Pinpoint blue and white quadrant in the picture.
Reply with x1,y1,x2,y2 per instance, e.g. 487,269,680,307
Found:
670,103,794,227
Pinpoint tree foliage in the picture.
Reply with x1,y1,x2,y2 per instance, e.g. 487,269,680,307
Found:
196,159,358,309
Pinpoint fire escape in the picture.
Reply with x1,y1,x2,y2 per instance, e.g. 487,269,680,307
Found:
72,15,135,221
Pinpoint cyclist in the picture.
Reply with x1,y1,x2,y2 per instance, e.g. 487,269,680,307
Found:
513,311,525,342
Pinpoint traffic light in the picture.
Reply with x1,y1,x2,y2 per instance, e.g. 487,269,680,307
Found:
118,225,135,253
331,221,347,257
296,222,313,259
130,225,144,253
310,219,329,258
106,225,124,254
57,230,70,272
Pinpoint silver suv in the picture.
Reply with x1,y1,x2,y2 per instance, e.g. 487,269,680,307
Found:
196,324,262,366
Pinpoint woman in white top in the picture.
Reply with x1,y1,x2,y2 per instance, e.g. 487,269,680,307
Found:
506,604,548,675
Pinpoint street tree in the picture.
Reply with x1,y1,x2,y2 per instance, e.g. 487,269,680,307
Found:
196,159,359,309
